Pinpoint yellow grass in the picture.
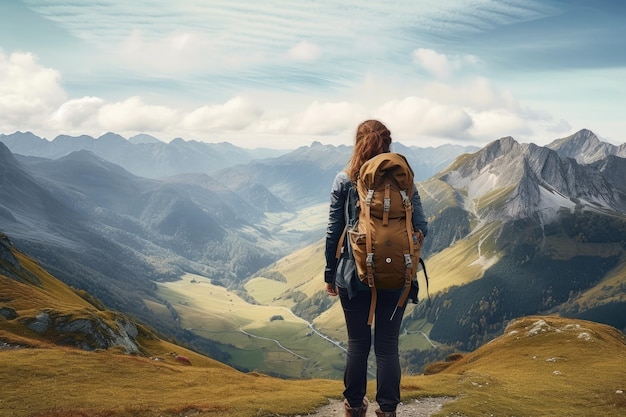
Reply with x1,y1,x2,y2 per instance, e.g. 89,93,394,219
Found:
428,316,626,416
244,277,290,305
159,274,302,328
3,315,624,417
0,345,345,417
423,222,502,294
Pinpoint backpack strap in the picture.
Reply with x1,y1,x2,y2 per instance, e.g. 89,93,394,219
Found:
383,184,390,226
420,257,431,305
364,189,375,289
390,191,416,320
364,188,376,325
335,227,347,259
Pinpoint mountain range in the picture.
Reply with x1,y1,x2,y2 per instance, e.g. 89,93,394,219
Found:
1,127,625,373
0,131,474,182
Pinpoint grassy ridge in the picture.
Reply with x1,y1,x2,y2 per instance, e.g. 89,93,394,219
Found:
2,316,624,416
435,316,626,416
0,345,344,417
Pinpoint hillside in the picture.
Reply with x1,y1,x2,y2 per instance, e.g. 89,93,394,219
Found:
2,232,625,416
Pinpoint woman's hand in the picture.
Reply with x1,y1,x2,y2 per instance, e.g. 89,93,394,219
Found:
325,282,338,296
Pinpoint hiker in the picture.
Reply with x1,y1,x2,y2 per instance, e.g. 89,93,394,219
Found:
324,119,428,417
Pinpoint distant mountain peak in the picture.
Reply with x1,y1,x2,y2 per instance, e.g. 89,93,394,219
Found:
129,133,163,144
440,136,625,223
98,132,127,143
546,129,616,164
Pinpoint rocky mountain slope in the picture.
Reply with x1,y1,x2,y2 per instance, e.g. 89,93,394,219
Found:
406,132,626,351
547,128,626,164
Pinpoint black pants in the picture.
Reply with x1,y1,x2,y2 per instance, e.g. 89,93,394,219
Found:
339,287,406,413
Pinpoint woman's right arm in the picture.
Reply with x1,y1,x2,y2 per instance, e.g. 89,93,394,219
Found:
324,172,349,285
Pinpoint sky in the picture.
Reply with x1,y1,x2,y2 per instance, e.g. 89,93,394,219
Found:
0,0,625,149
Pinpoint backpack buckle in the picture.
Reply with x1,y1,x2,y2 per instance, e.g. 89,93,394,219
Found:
366,253,374,266
404,253,412,268
400,190,410,206
365,189,374,205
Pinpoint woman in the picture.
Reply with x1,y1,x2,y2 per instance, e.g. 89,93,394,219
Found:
324,120,428,417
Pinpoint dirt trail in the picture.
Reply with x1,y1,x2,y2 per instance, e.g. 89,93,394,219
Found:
300,397,457,416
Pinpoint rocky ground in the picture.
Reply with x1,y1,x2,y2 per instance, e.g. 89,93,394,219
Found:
300,397,457,416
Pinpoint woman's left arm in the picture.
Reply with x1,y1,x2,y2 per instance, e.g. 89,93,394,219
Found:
411,184,428,237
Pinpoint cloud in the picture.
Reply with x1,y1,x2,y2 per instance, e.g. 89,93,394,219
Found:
0,47,581,149
468,109,532,139
419,77,519,111
97,97,179,132
413,48,454,78
292,101,363,135
115,29,217,74
375,96,473,140
183,97,263,132
287,41,322,62
50,96,104,129
413,48,480,79
0,51,65,126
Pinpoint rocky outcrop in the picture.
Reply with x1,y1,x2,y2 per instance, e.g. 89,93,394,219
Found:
23,309,141,354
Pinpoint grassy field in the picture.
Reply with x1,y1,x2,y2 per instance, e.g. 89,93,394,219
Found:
156,274,347,378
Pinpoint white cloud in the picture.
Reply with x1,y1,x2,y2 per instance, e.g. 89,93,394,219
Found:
0,51,65,126
468,109,532,139
287,41,322,62
292,101,363,135
183,97,263,132
0,48,582,149
413,48,454,78
51,96,104,129
375,96,473,140
418,77,519,112
251,117,290,135
97,97,179,132
413,48,480,79
115,29,219,74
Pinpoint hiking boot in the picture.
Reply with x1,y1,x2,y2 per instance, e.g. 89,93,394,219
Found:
343,397,368,417
375,408,396,417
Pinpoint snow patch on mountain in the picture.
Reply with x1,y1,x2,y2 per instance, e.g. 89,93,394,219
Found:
535,185,576,222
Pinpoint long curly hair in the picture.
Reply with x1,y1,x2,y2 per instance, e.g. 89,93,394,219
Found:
347,119,392,182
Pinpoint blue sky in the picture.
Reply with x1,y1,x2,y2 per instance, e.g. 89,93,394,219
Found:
0,0,624,149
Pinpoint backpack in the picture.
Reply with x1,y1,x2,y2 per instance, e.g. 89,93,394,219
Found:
348,152,425,324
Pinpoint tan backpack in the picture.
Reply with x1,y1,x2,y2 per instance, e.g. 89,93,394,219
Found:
348,152,424,324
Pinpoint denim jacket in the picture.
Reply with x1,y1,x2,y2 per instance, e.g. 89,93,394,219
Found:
324,170,429,290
